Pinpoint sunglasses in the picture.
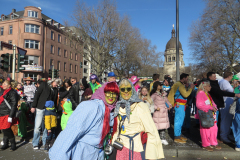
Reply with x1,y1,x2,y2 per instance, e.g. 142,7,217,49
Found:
105,92,117,98
120,87,132,92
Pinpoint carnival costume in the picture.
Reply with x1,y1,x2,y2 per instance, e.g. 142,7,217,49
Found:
49,82,119,160
60,99,73,130
112,78,164,160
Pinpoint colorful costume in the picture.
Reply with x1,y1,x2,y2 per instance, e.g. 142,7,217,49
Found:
168,81,192,139
60,99,73,130
89,82,102,93
49,82,118,160
113,79,164,160
196,91,218,147
18,101,29,138
232,98,240,150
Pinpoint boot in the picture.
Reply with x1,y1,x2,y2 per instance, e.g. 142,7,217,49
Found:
44,139,50,151
9,138,16,151
0,137,9,151
49,138,55,148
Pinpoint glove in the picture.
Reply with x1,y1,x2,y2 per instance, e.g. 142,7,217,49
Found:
8,117,12,123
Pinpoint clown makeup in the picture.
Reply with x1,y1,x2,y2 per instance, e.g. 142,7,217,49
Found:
120,82,132,100
105,91,117,104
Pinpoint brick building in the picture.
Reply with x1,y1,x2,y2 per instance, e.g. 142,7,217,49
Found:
0,6,87,82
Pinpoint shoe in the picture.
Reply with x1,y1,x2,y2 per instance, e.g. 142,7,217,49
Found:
203,146,214,152
0,137,9,151
49,138,56,148
44,139,50,151
161,139,169,145
9,138,16,151
33,146,39,150
174,138,186,144
217,139,223,143
180,137,187,141
235,148,240,151
212,145,221,150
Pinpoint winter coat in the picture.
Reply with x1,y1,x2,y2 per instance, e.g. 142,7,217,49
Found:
71,82,80,106
151,92,172,130
208,79,235,109
0,88,18,118
44,100,57,130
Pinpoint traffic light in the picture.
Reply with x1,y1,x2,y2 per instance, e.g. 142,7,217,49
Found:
17,54,28,72
80,62,83,68
53,69,59,78
0,53,12,72
49,69,52,78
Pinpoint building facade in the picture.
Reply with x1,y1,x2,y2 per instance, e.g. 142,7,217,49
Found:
0,6,85,82
163,25,185,81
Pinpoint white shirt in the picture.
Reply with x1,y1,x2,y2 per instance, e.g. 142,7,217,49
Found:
218,79,234,102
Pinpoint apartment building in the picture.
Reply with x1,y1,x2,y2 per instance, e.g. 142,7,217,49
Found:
0,6,87,82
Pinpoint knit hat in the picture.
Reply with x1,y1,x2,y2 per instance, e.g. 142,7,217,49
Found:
82,88,93,97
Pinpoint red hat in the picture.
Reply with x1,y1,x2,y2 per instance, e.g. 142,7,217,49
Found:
82,88,93,96
129,76,140,85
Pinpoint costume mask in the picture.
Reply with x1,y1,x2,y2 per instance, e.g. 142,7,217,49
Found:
105,91,117,104
120,83,132,100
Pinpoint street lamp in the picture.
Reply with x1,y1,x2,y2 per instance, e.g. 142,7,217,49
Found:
176,0,180,81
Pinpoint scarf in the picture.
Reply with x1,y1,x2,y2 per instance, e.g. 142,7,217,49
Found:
114,78,142,123
0,88,12,105
91,82,119,111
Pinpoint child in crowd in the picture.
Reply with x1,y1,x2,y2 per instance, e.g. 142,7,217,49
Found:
44,101,57,151
17,97,29,139
60,98,73,130
139,86,154,114
16,83,24,97
150,81,172,145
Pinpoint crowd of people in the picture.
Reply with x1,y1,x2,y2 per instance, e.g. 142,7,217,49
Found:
0,70,240,159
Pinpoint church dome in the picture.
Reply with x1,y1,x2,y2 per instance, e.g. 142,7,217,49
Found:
165,26,182,50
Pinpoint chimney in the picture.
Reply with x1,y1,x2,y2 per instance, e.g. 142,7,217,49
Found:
12,9,16,13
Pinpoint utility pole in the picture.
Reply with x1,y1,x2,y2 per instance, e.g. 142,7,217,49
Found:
52,65,54,79
12,45,16,80
176,0,180,81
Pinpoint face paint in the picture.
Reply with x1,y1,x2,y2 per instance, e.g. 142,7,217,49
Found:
105,91,117,104
120,83,132,100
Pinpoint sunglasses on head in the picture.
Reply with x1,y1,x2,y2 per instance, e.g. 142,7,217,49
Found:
120,87,132,92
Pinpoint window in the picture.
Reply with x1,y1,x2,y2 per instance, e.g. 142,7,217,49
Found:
2,16,5,21
51,45,54,54
9,26,12,34
25,40,39,49
50,59,54,68
64,37,67,45
11,15,13,19
28,11,38,18
58,47,61,56
172,57,175,61
70,52,73,59
58,61,61,71
51,31,54,40
168,56,171,62
58,34,61,43
70,64,73,72
8,40,12,45
84,68,88,73
64,62,67,72
27,56,39,65
64,50,67,57
25,24,39,34
0,27,3,35
75,65,77,73
84,60,88,66
75,53,78,61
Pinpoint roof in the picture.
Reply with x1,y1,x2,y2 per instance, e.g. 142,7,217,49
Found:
165,27,182,51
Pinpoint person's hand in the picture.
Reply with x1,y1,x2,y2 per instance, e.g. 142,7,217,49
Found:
213,108,217,112
8,117,12,123
67,86,71,91
190,84,195,89
31,108,36,113
168,106,172,110
48,130,51,133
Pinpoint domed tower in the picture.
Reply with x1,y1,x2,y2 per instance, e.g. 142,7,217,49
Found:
163,25,185,80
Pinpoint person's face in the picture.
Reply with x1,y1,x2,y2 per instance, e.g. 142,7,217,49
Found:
108,77,116,82
228,75,233,81
141,88,148,96
65,82,69,88
2,81,10,90
183,76,189,84
105,91,117,104
52,81,57,88
91,79,96,84
36,83,40,87
26,80,30,85
209,74,217,81
157,85,162,91
17,84,22,89
204,84,211,92
71,79,76,85
120,82,132,100
80,85,84,89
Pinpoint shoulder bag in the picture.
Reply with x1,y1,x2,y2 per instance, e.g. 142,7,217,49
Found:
198,109,214,128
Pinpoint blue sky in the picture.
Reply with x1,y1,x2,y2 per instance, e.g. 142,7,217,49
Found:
1,0,206,66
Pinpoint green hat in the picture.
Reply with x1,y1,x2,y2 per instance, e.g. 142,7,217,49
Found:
232,75,239,81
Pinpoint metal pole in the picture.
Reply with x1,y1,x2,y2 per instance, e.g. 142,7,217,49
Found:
12,45,16,80
176,0,180,81
52,65,54,79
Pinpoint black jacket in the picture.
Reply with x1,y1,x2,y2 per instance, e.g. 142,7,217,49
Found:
59,87,77,110
32,82,51,110
71,83,80,106
208,79,235,109
0,88,18,118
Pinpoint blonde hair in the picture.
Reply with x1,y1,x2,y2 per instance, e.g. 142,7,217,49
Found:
139,86,153,104
198,81,210,93
119,79,131,86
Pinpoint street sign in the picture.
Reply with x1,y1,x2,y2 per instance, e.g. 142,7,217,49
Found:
17,47,27,55
0,41,13,50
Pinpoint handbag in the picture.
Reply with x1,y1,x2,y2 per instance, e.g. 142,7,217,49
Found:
229,98,237,118
4,99,22,118
198,109,214,128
